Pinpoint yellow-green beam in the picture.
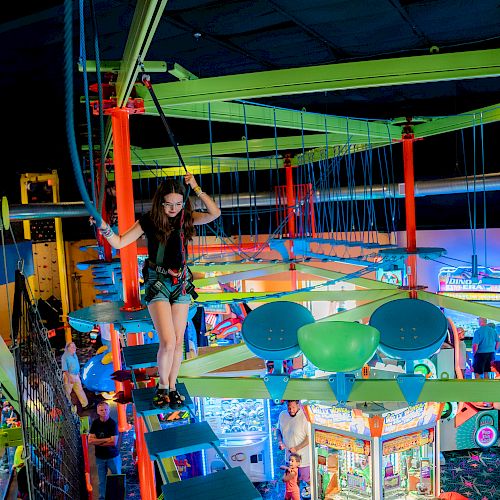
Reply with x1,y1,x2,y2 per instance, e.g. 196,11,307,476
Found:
138,48,500,107
115,0,169,107
178,376,500,403
413,103,500,138
318,292,409,322
133,95,397,140
196,289,403,303
79,60,167,73
419,290,500,321
129,133,381,166
179,344,254,377
294,263,399,290
193,263,290,288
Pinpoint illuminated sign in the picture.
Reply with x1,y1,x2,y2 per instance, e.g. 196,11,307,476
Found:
475,425,498,448
377,269,403,286
306,404,371,437
438,292,500,302
315,430,371,456
381,402,441,435
438,266,500,293
382,429,434,456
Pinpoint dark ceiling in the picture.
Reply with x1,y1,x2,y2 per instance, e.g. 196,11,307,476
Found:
1,0,500,231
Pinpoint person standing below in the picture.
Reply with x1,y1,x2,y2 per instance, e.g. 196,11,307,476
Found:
61,342,89,410
472,318,500,379
282,453,301,500
93,173,220,409
89,402,121,500
277,400,311,497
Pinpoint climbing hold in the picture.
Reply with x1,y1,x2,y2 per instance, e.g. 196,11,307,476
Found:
298,321,380,372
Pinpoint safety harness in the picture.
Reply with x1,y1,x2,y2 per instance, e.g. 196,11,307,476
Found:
144,241,198,303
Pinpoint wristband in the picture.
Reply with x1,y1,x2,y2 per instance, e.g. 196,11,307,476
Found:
98,223,114,239
193,186,204,197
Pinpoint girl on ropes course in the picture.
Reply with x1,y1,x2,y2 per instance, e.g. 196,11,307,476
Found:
93,173,220,409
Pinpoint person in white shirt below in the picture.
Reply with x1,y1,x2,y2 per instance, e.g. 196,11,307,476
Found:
277,400,310,497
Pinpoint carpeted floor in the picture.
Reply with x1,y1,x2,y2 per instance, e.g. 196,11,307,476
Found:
440,448,500,500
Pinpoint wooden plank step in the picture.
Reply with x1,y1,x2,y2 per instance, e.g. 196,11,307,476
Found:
145,421,218,460
162,467,262,500
122,343,159,369
132,384,193,417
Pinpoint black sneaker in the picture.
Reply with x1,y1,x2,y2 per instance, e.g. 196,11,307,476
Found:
168,389,185,410
152,387,170,408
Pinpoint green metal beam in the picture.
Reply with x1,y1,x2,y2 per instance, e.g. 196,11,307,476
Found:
178,376,500,402
196,289,404,303
319,292,409,322
294,264,399,290
413,103,500,138
104,0,168,155
113,156,280,179
79,60,167,73
0,337,19,415
135,97,397,139
129,133,380,166
419,290,500,321
115,0,169,107
190,262,285,274
193,263,290,288
179,344,254,377
137,48,500,107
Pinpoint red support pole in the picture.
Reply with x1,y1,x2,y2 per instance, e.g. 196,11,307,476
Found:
81,433,92,498
109,323,129,432
402,130,418,299
111,107,142,310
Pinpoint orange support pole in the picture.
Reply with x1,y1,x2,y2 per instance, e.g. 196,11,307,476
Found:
402,129,418,299
109,323,129,432
110,107,142,311
134,410,156,500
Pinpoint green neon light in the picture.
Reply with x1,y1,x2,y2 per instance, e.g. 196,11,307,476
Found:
178,376,500,402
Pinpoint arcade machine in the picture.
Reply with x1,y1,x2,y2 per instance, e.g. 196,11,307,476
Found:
306,402,442,499
198,397,274,482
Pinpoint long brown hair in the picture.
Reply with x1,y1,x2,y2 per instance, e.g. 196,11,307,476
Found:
150,179,195,244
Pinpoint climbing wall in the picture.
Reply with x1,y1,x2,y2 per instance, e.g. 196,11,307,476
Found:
31,241,61,301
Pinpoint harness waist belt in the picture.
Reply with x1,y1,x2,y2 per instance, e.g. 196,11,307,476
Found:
147,261,180,277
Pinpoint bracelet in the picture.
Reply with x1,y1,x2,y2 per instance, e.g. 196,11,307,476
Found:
193,186,204,197
98,223,114,239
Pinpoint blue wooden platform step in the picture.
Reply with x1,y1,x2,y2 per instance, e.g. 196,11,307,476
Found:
162,467,262,500
145,421,218,460
122,343,159,369
132,384,193,417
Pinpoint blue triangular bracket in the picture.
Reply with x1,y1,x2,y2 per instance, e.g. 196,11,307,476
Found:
328,373,356,406
263,373,290,403
396,374,426,406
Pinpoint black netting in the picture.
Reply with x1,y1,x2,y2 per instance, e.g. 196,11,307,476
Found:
11,270,86,499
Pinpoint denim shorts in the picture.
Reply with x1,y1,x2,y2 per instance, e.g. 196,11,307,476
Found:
145,270,192,305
